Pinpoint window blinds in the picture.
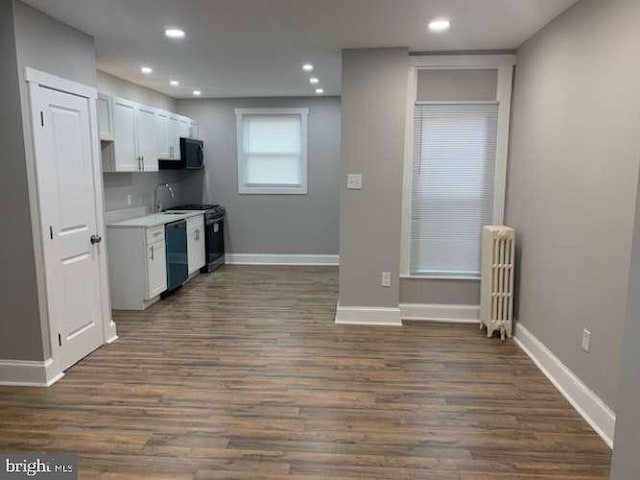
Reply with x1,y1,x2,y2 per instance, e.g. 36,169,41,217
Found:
241,114,302,186
410,102,499,276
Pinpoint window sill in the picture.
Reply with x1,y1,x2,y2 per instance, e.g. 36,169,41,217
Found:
400,274,481,281
239,186,307,195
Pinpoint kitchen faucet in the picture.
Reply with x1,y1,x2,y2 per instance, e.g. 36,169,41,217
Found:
154,183,176,212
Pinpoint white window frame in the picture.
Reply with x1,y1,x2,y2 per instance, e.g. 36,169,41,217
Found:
235,108,309,195
400,54,516,280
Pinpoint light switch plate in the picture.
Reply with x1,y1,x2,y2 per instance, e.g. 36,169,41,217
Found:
347,173,363,190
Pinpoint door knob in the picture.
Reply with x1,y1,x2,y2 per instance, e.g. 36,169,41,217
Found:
90,234,102,244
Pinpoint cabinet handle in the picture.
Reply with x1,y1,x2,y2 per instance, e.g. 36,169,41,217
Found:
151,245,154,260
142,155,145,171
195,229,200,241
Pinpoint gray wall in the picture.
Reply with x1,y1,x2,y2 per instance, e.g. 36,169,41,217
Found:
506,0,640,408
102,171,186,212
610,167,640,479
13,0,96,87
400,68,499,306
339,48,408,308
400,278,480,305
0,0,43,361
416,69,497,102
98,70,175,112
97,70,185,212
176,97,341,255
0,0,97,361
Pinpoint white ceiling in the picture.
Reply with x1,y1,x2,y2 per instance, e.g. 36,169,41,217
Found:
24,0,578,98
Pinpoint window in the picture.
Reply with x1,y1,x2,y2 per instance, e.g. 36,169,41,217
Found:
410,102,499,277
236,108,308,194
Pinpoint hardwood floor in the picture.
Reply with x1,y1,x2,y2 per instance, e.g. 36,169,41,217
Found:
0,266,611,479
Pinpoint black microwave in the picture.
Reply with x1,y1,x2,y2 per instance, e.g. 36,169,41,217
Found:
159,138,204,170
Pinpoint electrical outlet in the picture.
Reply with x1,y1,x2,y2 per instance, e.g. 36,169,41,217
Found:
582,328,591,352
381,271,391,287
126,194,133,206
347,173,363,190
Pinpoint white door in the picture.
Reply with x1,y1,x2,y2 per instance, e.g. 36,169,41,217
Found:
146,240,167,299
112,97,139,171
32,86,105,371
137,105,159,172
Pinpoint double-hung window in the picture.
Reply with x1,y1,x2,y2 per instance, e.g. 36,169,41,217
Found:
236,108,308,194
403,58,514,279
410,102,499,277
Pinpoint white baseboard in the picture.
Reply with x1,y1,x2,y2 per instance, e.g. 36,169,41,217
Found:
334,304,402,326
400,303,480,323
105,320,118,344
0,358,64,387
514,324,615,449
225,254,339,266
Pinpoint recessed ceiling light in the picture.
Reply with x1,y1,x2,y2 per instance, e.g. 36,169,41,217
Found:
302,64,314,72
428,18,451,32
165,28,186,39
309,77,319,84
315,88,324,94
192,90,201,96
170,80,180,87
141,66,153,74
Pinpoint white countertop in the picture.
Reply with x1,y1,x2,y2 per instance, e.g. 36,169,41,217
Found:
107,211,204,228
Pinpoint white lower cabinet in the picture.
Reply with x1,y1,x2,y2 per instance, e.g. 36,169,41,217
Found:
146,239,167,299
187,214,206,275
107,225,168,310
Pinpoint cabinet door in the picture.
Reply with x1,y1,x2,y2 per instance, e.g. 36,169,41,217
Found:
146,240,167,299
168,115,181,160
137,105,160,172
187,217,206,274
112,97,139,171
179,117,192,139
156,111,170,159
97,93,113,141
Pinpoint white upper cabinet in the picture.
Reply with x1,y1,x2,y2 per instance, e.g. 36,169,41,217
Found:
136,104,159,172
99,93,196,172
169,115,181,159
97,93,113,141
110,97,139,172
190,119,198,139
179,116,193,138
160,114,181,161
156,110,170,159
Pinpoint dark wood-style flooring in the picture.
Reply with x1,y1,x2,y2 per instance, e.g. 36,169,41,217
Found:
0,266,611,479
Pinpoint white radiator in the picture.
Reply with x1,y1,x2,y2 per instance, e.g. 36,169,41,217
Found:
480,225,516,340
